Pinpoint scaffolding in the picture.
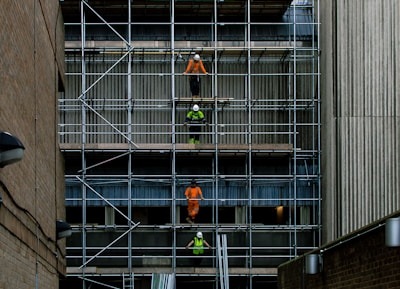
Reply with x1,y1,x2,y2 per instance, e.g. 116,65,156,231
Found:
59,1,320,288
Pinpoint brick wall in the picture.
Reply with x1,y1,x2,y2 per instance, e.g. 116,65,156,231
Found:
278,214,400,289
0,0,65,288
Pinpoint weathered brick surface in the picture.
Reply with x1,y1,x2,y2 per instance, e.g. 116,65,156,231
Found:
0,0,65,288
278,216,400,288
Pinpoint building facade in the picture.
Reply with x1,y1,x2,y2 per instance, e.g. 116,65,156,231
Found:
279,0,400,286
0,1,66,289
320,0,400,242
278,213,400,288
59,1,320,288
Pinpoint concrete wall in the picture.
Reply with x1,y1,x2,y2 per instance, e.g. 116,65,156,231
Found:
321,0,400,242
0,1,65,288
277,212,400,289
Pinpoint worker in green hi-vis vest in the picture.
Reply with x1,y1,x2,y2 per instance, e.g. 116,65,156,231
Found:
185,232,212,266
184,104,208,144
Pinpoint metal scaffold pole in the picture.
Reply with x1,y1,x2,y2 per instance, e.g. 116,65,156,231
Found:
217,234,229,289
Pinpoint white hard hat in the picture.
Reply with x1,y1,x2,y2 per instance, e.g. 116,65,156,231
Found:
193,54,200,61
193,104,199,112
196,232,203,239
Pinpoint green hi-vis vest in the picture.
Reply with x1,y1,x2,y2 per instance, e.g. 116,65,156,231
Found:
193,237,204,255
186,111,205,123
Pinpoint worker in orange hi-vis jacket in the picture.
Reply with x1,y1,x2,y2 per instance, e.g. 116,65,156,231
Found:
182,54,209,98
184,179,204,224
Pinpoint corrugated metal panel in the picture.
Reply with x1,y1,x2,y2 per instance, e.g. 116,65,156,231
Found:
61,54,317,147
332,0,400,236
65,174,317,207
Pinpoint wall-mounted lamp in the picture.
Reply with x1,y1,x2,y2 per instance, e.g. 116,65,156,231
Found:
0,131,25,168
56,220,72,240
305,253,322,274
385,217,400,247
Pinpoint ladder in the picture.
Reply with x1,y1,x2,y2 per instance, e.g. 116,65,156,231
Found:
123,272,134,289
217,234,229,289
151,273,175,289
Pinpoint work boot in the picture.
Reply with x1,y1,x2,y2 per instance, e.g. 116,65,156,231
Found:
189,138,195,144
186,217,194,224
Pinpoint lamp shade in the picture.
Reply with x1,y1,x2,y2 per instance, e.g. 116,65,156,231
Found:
305,254,319,274
0,131,25,167
385,217,400,247
56,220,72,239
0,131,25,151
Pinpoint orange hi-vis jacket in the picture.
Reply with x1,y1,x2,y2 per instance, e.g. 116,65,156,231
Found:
185,186,203,201
184,59,207,74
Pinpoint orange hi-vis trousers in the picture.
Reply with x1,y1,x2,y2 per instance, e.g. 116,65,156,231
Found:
187,200,200,219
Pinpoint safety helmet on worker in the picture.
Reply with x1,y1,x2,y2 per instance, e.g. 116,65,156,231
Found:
193,104,199,112
196,232,203,239
193,54,200,61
